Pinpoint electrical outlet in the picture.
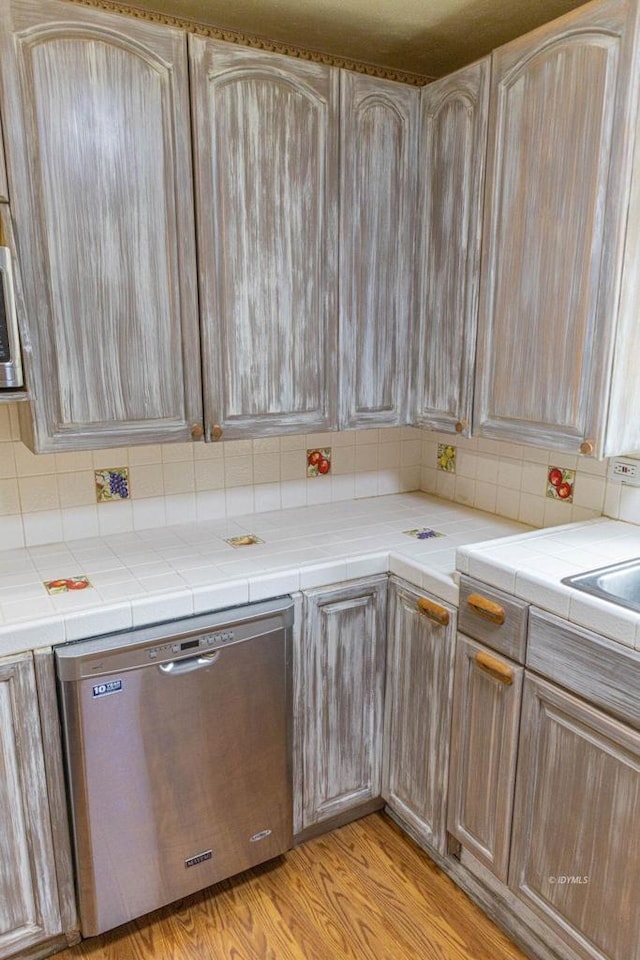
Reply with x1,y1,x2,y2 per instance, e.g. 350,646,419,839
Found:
608,457,640,485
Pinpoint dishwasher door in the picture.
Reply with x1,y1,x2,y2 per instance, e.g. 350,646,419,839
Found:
56,597,293,936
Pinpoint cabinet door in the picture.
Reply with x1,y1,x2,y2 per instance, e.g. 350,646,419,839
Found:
474,0,631,454
0,654,61,956
0,0,201,452
447,635,523,882
414,58,489,436
190,38,338,441
510,675,640,960
339,72,418,429
301,577,387,829
382,578,455,854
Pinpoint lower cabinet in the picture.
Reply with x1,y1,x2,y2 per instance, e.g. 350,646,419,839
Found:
300,577,387,830
447,635,523,882
382,577,455,854
510,674,640,960
0,653,62,958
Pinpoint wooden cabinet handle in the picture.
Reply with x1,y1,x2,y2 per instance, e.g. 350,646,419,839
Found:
191,423,204,439
467,593,505,625
417,597,450,626
580,439,594,456
211,424,223,441
455,420,468,434
475,650,514,684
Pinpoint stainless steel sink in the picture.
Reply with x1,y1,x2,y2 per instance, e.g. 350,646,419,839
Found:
562,558,640,613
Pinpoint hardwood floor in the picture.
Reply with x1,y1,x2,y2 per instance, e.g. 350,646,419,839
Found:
55,813,527,960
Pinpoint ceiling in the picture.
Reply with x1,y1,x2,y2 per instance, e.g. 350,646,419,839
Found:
126,0,588,78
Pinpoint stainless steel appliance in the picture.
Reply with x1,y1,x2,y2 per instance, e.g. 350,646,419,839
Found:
0,246,23,389
56,597,294,937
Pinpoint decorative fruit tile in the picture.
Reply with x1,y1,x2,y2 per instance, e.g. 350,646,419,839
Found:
404,528,446,540
225,534,265,549
95,467,130,503
437,444,456,473
307,448,331,478
546,465,576,503
43,575,92,595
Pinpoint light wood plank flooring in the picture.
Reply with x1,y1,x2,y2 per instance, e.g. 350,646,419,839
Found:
55,813,527,960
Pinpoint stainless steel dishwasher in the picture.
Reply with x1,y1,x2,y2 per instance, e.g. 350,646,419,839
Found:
55,597,294,937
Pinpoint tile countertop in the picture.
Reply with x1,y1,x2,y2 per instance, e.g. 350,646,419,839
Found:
0,492,530,657
457,516,640,651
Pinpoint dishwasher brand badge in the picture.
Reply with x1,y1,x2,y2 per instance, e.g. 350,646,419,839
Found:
92,679,122,698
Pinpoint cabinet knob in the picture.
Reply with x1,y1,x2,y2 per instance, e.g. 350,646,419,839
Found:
455,420,468,434
467,593,505,625
191,423,204,440
580,439,595,456
417,597,450,626
211,424,223,441
475,650,514,685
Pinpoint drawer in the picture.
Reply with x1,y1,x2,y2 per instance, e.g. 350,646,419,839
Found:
527,608,640,730
458,575,528,663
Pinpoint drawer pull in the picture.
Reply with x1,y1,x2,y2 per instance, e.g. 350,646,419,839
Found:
417,597,450,626
467,593,505,625
475,651,513,684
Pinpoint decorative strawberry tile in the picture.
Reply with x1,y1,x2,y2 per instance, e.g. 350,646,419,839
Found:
95,467,130,502
44,576,92,595
546,466,576,503
437,444,456,473
307,448,331,478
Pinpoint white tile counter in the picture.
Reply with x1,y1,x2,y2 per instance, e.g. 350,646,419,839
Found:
457,516,640,649
0,493,529,656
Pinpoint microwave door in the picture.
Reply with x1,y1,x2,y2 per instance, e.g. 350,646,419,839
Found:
0,246,24,389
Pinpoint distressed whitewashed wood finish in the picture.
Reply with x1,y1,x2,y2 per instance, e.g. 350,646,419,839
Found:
33,649,79,940
527,608,640,730
458,574,529,663
0,652,62,956
0,0,202,452
382,577,455,854
448,635,523,882
339,71,418,429
510,674,640,960
414,58,489,436
301,577,387,829
0,115,8,202
190,38,338,440
474,0,632,455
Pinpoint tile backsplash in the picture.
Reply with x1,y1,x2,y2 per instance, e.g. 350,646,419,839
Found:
3,398,640,549
0,405,421,548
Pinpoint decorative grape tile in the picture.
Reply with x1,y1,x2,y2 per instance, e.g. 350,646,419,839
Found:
403,528,446,540
307,448,331,478
95,467,130,503
546,466,575,503
43,575,92,595
225,534,265,548
437,444,456,473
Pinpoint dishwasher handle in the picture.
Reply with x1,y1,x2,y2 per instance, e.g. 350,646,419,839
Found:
158,650,221,675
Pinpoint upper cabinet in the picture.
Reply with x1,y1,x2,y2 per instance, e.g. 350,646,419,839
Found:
0,0,202,451
414,59,489,437
474,0,640,457
190,38,339,441
339,72,418,430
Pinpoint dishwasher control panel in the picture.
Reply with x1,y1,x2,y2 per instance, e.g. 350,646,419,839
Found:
147,631,236,660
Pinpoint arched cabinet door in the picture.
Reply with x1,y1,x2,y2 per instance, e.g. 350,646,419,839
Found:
0,0,201,451
339,71,419,429
414,58,489,437
474,0,632,456
190,38,339,440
